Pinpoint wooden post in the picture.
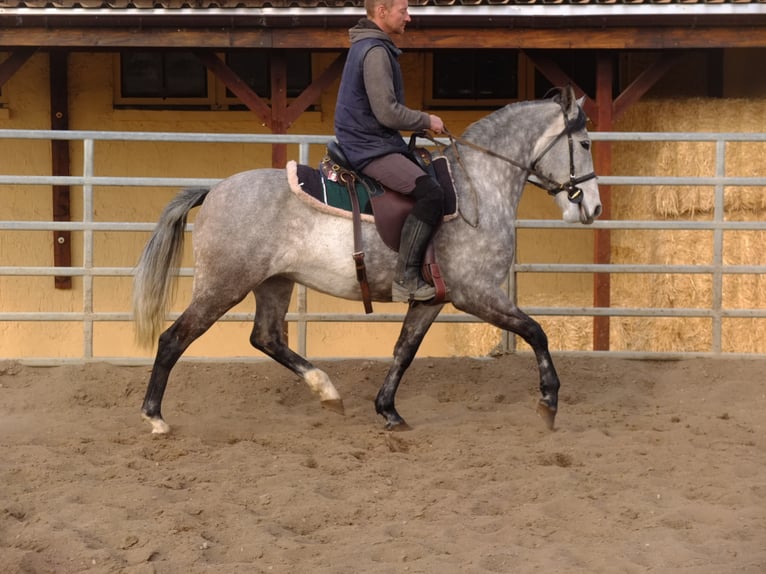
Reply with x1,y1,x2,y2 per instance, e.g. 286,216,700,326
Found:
270,50,288,169
593,54,614,350
50,50,72,289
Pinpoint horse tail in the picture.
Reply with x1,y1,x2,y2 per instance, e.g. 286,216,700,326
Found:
132,187,209,348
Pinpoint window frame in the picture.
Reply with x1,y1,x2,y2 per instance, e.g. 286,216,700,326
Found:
424,50,535,109
113,52,216,108
114,51,315,110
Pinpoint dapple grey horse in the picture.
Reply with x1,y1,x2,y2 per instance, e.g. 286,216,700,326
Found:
133,85,601,434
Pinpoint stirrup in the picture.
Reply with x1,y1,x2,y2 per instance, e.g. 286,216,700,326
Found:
392,280,436,303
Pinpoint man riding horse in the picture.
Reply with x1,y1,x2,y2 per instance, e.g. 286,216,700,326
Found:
334,0,447,303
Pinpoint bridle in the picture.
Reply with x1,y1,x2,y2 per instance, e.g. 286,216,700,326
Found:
526,104,598,204
442,101,597,207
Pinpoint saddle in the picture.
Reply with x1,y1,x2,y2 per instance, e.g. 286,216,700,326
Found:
290,137,457,313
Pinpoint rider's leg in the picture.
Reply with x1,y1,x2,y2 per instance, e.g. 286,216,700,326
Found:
392,175,444,302
362,154,445,302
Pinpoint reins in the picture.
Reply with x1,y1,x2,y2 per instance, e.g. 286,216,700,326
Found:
423,100,597,226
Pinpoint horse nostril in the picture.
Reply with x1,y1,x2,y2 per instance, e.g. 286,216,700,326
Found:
593,204,603,219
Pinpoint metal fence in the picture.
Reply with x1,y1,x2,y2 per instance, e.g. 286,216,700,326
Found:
2,129,766,363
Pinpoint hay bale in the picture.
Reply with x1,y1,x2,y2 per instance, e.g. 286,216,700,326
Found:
611,99,766,353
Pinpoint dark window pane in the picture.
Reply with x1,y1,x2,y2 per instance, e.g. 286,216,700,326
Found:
121,52,164,98
433,52,473,99
121,52,207,99
433,50,518,100
476,52,518,99
163,53,208,98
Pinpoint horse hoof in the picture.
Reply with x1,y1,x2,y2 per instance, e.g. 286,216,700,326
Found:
536,400,557,431
385,420,412,432
142,413,171,434
382,413,412,431
321,398,345,415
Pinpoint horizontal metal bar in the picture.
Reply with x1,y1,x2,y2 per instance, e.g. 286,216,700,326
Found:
590,132,766,143
516,219,766,230
513,263,766,274
0,129,333,144
0,311,483,323
594,175,766,186
0,221,167,231
5,263,766,278
0,175,222,187
4,129,766,144
2,174,765,188
3,219,766,233
5,307,766,323
521,307,766,318
0,267,191,276
12,349,766,367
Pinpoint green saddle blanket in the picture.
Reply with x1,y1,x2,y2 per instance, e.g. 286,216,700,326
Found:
294,162,373,215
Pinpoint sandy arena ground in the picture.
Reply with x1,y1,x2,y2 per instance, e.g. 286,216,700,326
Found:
2,354,765,573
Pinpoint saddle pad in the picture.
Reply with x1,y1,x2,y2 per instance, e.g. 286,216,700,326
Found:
287,161,374,220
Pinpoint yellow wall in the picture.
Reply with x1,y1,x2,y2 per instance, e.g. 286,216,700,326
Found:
0,52,594,359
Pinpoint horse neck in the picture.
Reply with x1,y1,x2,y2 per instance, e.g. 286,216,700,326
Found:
448,101,561,218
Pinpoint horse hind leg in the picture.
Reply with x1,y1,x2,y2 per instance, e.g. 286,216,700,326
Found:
141,293,245,434
250,277,343,414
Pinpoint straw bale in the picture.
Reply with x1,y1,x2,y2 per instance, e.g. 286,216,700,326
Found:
615,99,766,218
610,98,766,353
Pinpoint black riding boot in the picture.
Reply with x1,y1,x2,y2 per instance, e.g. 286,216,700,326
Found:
392,214,436,302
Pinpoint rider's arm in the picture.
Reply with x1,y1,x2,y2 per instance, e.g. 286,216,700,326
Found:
363,46,431,132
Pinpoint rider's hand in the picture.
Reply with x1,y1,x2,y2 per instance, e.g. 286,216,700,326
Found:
429,114,444,135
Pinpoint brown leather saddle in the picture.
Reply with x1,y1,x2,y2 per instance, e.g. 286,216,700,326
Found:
321,139,457,312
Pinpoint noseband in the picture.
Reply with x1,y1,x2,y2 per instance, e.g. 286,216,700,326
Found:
445,101,597,205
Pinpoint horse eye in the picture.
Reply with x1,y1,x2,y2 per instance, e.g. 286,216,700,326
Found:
580,140,591,151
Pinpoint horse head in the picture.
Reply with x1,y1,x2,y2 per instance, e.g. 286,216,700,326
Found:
530,85,602,225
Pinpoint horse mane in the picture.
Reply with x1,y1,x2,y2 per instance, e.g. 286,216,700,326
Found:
460,90,585,143
460,98,551,142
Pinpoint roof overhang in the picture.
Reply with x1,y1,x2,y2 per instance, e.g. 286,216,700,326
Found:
1,5,766,50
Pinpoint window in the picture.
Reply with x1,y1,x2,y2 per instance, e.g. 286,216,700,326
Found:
223,51,312,102
427,50,532,108
115,50,312,109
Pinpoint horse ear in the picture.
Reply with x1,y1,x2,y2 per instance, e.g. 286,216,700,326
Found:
559,85,574,108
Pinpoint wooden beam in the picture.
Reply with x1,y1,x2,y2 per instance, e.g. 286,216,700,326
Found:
194,50,273,128
50,50,72,290
524,51,586,97
612,52,686,123
523,50,599,121
284,52,346,128
4,26,766,50
0,47,37,87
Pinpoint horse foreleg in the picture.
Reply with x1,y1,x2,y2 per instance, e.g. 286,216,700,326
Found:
376,302,444,430
251,277,343,414
462,293,559,430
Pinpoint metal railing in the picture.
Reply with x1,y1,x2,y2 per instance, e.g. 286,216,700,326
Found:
2,129,766,362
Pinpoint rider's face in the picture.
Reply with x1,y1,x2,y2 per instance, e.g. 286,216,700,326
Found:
378,0,411,36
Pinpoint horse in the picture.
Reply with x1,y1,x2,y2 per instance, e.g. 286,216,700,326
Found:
132,85,601,435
